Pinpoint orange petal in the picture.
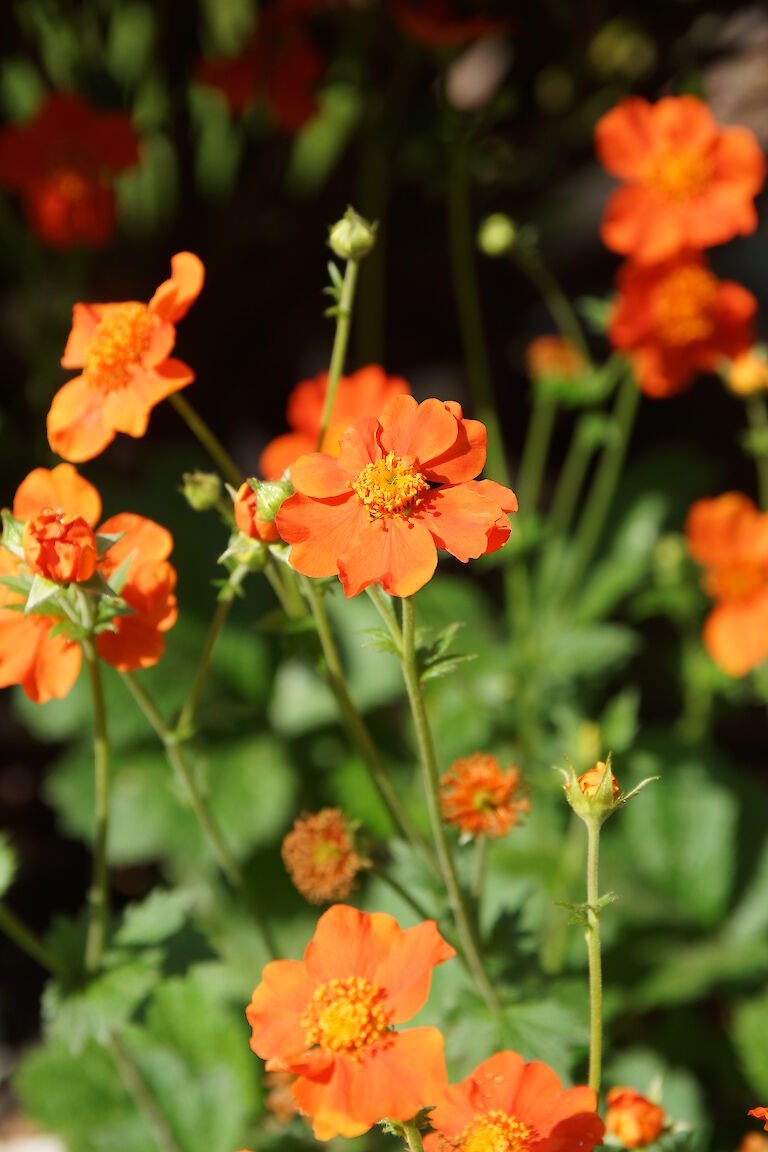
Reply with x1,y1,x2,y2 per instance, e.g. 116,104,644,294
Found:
97,513,173,567
0,612,40,691
512,1060,564,1120
336,418,382,478
703,591,768,677
149,252,205,323
414,485,504,563
685,493,768,568
27,629,82,702
538,1085,599,1131
260,432,315,480
96,617,167,671
337,515,438,598
375,919,455,1023
379,396,458,467
246,958,318,1065
546,1113,605,1152
13,463,102,525
466,478,518,513
290,453,349,498
303,905,402,984
47,375,114,462
466,1051,526,1115
276,493,366,579
423,410,487,484
292,1061,368,1141
714,126,766,196
594,97,656,180
429,1080,477,1141
61,303,100,368
350,1029,447,1127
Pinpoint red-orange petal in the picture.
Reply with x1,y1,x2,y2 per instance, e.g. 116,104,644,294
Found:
414,485,504,563
28,628,82,702
703,590,768,677
303,905,402,985
378,396,458,467
337,515,438,598
247,958,318,1065
260,431,316,480
375,919,455,1023
149,251,205,323
47,375,114,462
290,453,349,498
424,405,487,484
13,463,102,526
276,492,366,579
61,303,101,368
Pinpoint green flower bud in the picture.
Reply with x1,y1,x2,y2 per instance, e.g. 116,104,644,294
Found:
249,477,294,523
181,471,222,512
477,213,517,258
328,207,377,261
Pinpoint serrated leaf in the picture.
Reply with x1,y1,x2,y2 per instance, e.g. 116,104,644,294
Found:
114,889,194,948
421,652,477,682
43,952,162,1052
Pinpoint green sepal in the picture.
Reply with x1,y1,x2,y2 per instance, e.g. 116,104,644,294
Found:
94,531,125,557
1,508,25,557
25,573,62,615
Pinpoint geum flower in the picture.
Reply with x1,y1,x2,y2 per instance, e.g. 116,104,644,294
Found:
260,365,410,480
246,903,454,1140
275,395,518,597
440,753,529,839
0,464,177,702
596,95,765,264
609,252,755,397
282,808,366,904
750,1109,768,1132
425,1050,604,1152
685,493,768,676
0,91,139,248
605,1087,665,1149
47,251,204,462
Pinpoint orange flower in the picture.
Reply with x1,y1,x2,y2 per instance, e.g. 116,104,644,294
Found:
234,482,280,543
685,493,768,676
609,253,755,397
0,92,139,248
605,1088,665,1149
424,1050,604,1152
275,395,518,597
749,1108,768,1131
22,509,97,583
727,349,768,396
393,1,512,48
440,753,529,839
526,336,587,381
246,903,454,1140
47,252,204,462
739,1133,768,1152
196,0,323,130
282,809,365,904
0,464,177,701
596,95,765,264
577,761,620,799
260,365,410,480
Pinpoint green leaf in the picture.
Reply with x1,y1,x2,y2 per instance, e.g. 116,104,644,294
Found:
0,832,17,896
1,508,25,556
287,83,362,196
43,952,162,1052
577,295,613,333
115,888,194,948
25,572,62,614
733,989,768,1097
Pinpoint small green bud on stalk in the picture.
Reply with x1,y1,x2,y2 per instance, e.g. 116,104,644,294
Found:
328,207,377,262
181,471,223,512
477,213,517,257
559,754,659,828
249,477,294,522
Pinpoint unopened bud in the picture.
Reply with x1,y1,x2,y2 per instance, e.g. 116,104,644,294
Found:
328,207,377,261
725,349,768,397
250,477,293,523
477,213,516,257
181,471,222,512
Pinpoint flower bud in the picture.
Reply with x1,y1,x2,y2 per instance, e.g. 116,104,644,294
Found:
234,482,280,543
606,1088,665,1149
560,755,658,825
252,477,293,523
726,350,768,397
477,212,516,257
526,335,587,382
578,760,620,800
181,470,222,512
328,207,377,261
22,508,97,583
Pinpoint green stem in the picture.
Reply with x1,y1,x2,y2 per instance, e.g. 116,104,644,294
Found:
565,371,639,594
516,396,557,515
168,393,243,488
370,863,434,925
83,635,110,974
302,580,437,875
109,1034,183,1152
447,143,510,487
548,417,598,537
0,901,63,976
472,833,487,912
511,245,590,360
400,596,500,1012
366,584,403,654
120,672,278,959
268,557,307,619
585,819,603,1095
746,394,768,511
318,260,360,450
401,1119,425,1152
176,564,249,738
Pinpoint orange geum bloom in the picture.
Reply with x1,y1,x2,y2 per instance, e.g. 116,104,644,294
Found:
739,1134,768,1152
424,1050,604,1152
596,95,765,264
260,365,410,481
0,464,177,701
609,253,755,397
526,335,587,381
605,1087,665,1149
47,251,204,463
685,493,768,676
22,509,97,583
0,92,139,248
234,482,280,543
275,395,518,597
750,1110,768,1132
577,761,620,800
282,808,366,904
246,903,454,1140
440,753,529,839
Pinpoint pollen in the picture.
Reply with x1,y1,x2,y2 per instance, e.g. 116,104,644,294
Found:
653,266,718,345
647,148,713,201
302,976,391,1057
83,302,153,392
350,451,429,517
457,1111,532,1152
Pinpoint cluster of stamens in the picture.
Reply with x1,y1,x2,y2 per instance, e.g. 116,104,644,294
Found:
83,302,153,392
301,976,390,1057
453,1112,532,1152
653,266,717,345
647,149,713,201
350,451,429,518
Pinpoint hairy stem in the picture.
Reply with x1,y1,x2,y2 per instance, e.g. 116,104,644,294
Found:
318,260,360,450
511,244,590,359
370,863,434,925
83,635,110,974
168,392,242,488
401,1119,425,1152
586,819,603,1094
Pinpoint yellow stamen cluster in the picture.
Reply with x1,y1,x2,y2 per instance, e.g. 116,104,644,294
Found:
83,302,153,392
350,451,429,517
302,976,390,1057
648,149,712,200
654,266,718,345
457,1112,532,1152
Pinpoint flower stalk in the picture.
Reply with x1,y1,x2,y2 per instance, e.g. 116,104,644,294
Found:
0,900,64,976
317,258,359,450
168,392,243,489
746,393,768,511
401,1119,426,1152
82,631,110,974
585,817,603,1094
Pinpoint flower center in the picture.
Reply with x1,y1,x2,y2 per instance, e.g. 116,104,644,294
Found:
350,451,429,517
83,302,153,392
457,1112,532,1152
301,976,390,1057
647,148,713,200
653,266,718,345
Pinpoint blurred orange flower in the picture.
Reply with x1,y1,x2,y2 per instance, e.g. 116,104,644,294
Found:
196,0,323,130
22,509,97,583
394,0,512,48
749,1108,768,1131
685,493,768,676
260,365,410,480
605,1087,665,1148
526,335,587,381
47,252,204,462
246,903,454,1140
276,395,518,597
440,753,529,838
424,1051,604,1152
609,253,755,397
596,95,765,264
234,482,280,542
0,464,177,701
577,761,620,799
282,808,365,903
0,92,139,248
